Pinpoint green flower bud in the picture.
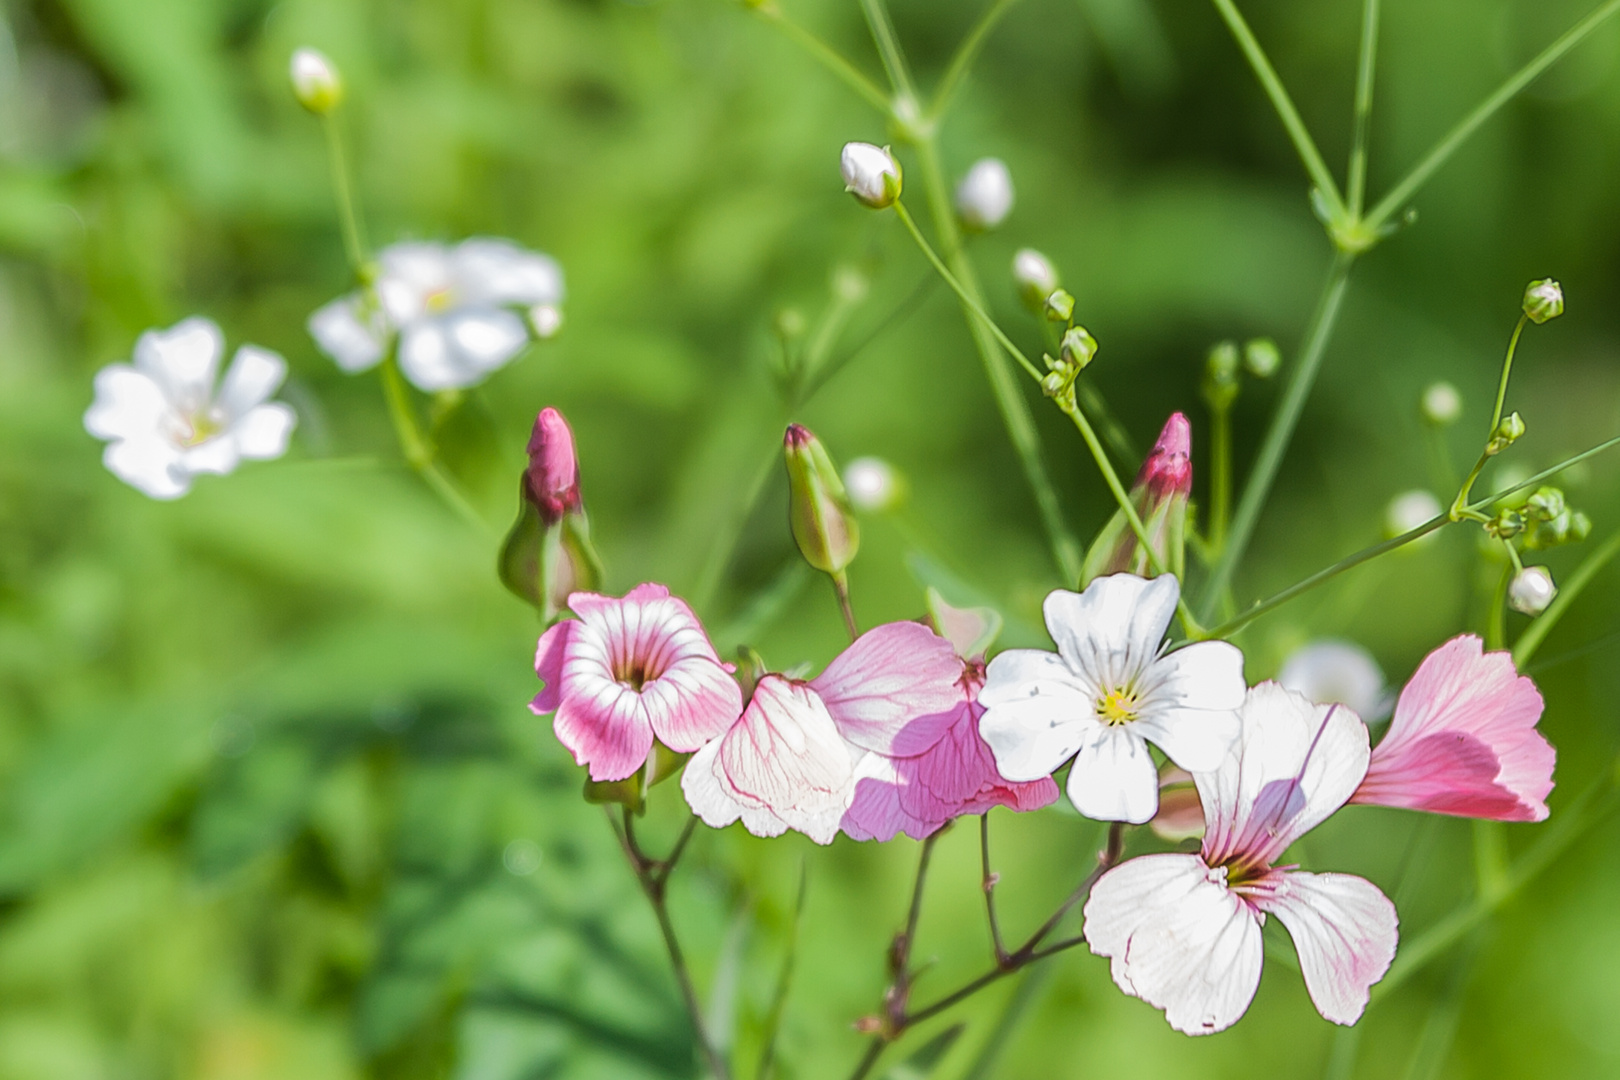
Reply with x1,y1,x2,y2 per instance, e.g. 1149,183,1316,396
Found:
290,48,344,115
1044,288,1076,323
1569,510,1593,542
1525,486,1566,522
1202,340,1241,411
1243,338,1281,379
784,423,860,575
1060,326,1098,372
1523,279,1564,324
1485,508,1524,540
1486,412,1525,455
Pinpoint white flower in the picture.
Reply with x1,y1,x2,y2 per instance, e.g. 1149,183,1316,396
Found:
955,157,1014,230
289,47,342,114
83,317,296,500
977,573,1245,824
843,457,901,513
1421,381,1461,426
840,142,902,209
1277,639,1388,721
308,237,565,391
1012,247,1058,309
1385,489,1441,538
1508,566,1557,615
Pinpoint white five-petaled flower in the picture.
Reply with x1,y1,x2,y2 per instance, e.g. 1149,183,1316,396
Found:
977,573,1244,823
83,317,296,500
1083,683,1398,1035
308,237,565,392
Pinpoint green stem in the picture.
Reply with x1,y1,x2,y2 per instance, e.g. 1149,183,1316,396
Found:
1472,433,1620,509
930,0,1021,120
1486,561,1511,652
1365,0,1620,231
322,113,368,274
1513,528,1620,668
379,355,489,534
1209,0,1345,215
857,0,917,102
1346,0,1381,216
832,571,860,642
1451,315,1529,517
1075,379,1137,463
752,3,892,113
1211,402,1232,551
1198,253,1355,622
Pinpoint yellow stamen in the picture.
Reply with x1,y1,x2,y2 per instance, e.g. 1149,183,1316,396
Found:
1098,687,1140,725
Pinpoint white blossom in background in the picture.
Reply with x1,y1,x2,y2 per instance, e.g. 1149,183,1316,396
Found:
1385,489,1441,539
289,47,342,115
843,457,902,513
1421,381,1461,426
309,238,565,391
84,317,296,499
1278,639,1389,721
955,157,1014,230
1509,566,1557,615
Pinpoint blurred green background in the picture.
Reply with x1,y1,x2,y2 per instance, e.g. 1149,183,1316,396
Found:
2,0,1620,1076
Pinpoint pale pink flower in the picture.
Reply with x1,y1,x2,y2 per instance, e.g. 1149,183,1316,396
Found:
532,584,743,782
1084,683,1397,1035
1352,635,1553,821
682,622,965,844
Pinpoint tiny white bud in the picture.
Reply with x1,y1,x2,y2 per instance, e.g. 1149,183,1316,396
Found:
843,456,903,513
1242,338,1281,379
529,304,564,339
1421,381,1462,426
1522,278,1563,324
1508,565,1557,615
1012,248,1059,311
290,47,343,115
954,157,1015,231
840,142,902,209
1385,489,1442,539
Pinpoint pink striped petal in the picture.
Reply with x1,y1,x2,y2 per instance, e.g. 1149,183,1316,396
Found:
810,622,965,756
531,619,572,715
1253,870,1398,1026
716,676,856,845
842,753,940,842
552,677,654,782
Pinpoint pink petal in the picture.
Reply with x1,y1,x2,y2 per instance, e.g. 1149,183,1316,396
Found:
530,620,572,715
1354,635,1553,821
552,677,654,782
1252,870,1398,1026
810,622,964,756
717,676,856,845
842,753,941,842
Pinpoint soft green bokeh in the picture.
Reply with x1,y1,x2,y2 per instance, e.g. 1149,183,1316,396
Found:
2,0,1619,1077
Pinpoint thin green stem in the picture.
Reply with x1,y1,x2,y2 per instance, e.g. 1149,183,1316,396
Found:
1198,253,1355,622
1513,528,1620,668
322,114,368,274
1211,403,1233,551
858,0,917,102
752,3,892,113
1486,561,1511,652
1489,316,1529,432
1366,0,1620,231
1346,0,1381,216
930,0,1021,121
1075,379,1137,463
379,355,489,534
1470,434,1620,509
832,571,860,642
1209,0,1345,214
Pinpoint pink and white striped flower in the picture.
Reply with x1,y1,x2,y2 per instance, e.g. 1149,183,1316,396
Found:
682,622,967,844
1084,683,1398,1035
1352,635,1553,821
532,584,743,782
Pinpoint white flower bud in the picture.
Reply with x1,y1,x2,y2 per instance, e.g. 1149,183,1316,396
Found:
1385,489,1442,539
1012,248,1058,311
1242,338,1280,378
1421,381,1462,426
1508,565,1557,615
529,304,564,339
840,142,902,209
1522,278,1563,324
290,48,343,115
954,157,1015,231
843,456,903,513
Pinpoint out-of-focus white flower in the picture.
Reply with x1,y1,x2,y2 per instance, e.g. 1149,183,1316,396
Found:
1421,381,1462,426
1012,247,1058,311
1385,489,1442,539
84,317,296,499
1278,639,1389,721
289,47,343,115
840,142,902,209
843,456,902,513
1508,566,1557,615
529,303,564,340
308,238,565,391
955,157,1014,230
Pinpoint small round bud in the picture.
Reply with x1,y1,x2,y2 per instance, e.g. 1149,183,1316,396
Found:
1485,509,1524,540
954,157,1015,231
1508,565,1557,615
529,304,564,340
1487,412,1526,455
1044,288,1075,323
784,424,860,575
1569,510,1593,542
1060,326,1098,371
1522,278,1564,324
1421,381,1462,426
841,142,902,209
1242,338,1281,379
290,48,343,115
1012,248,1059,312
843,457,904,513
1524,486,1566,522
1385,489,1442,539
1202,340,1241,411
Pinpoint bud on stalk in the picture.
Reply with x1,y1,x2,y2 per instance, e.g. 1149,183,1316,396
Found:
289,48,344,115
840,142,902,209
500,408,603,621
1080,413,1191,585
784,423,860,576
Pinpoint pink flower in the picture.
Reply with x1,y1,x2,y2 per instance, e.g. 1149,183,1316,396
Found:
525,407,582,526
1352,635,1553,821
1084,683,1398,1035
682,622,966,844
532,584,743,782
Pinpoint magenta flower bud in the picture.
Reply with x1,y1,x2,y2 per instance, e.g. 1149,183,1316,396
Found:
1136,411,1191,500
1081,413,1192,584
525,407,582,527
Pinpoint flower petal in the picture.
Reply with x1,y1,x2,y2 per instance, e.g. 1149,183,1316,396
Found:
530,619,574,715
1254,870,1397,1026
232,404,296,460
1133,643,1244,772
978,648,1089,706
1083,853,1264,1036
453,237,565,306
181,435,240,477
842,752,939,842
134,317,223,410
1067,725,1160,823
810,621,965,756
377,242,454,325
552,676,655,783
682,739,754,833
308,294,389,373
84,366,169,442
718,676,856,845
103,438,188,499
217,346,287,419
397,322,470,391
1042,573,1179,689
977,686,1094,783
444,308,529,376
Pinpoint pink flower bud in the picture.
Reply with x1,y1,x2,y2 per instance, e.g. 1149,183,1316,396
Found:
1136,412,1192,500
1080,413,1192,584
525,407,582,526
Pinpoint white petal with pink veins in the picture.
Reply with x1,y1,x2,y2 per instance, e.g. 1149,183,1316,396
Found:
1255,870,1397,1025
717,677,857,845
810,622,964,757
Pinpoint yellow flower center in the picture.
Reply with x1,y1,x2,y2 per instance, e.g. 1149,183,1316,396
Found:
1097,687,1141,726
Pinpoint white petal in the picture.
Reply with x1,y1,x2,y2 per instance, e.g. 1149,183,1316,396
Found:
133,317,223,410
978,648,1091,705
1043,574,1179,691
376,242,454,324
1133,641,1245,772
681,739,746,831
396,322,469,391
446,308,528,374
84,366,169,441
217,345,287,418
308,296,388,373
1256,871,1398,1026
977,687,1094,783
453,237,565,305
182,436,240,477
232,403,296,459
104,439,188,499
1066,725,1159,823
1083,854,1265,1036
716,677,857,845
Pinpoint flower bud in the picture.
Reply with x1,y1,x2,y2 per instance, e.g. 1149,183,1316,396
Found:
1243,338,1281,379
1044,288,1075,323
1508,565,1557,615
925,587,1002,660
843,456,905,513
841,142,902,209
1150,766,1205,842
1202,340,1241,411
289,48,343,115
1524,486,1566,522
1522,278,1564,324
525,408,582,526
529,304,564,340
1421,381,1462,426
1569,510,1593,542
1385,489,1442,539
1081,413,1191,584
784,424,860,575
500,408,602,619
1486,412,1526,456
1012,248,1059,312
1485,508,1524,540
954,157,1015,231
